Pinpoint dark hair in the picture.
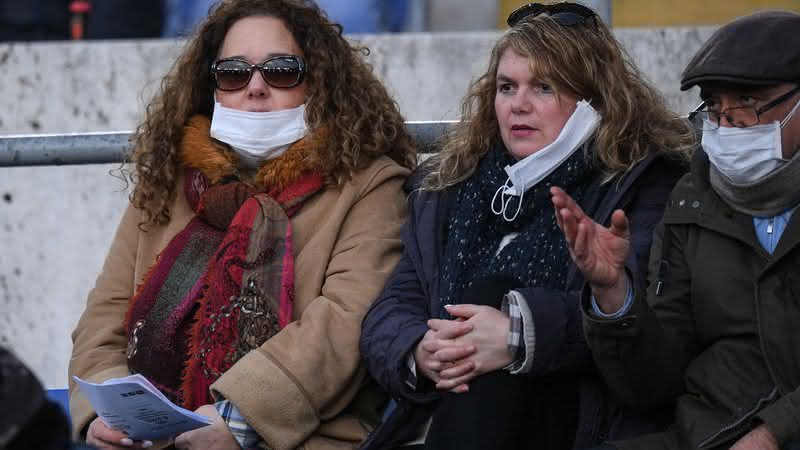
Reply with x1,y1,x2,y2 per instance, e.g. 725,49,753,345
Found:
128,0,415,226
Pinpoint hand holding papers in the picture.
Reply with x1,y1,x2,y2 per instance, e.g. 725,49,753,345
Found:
73,374,212,440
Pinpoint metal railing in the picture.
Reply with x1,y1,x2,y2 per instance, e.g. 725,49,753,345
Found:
0,121,455,167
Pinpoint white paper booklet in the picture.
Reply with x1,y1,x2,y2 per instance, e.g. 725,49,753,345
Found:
73,374,212,440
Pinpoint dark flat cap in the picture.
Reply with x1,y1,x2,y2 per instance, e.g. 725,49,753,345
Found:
680,10,800,91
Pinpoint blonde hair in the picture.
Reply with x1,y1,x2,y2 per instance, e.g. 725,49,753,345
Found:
422,12,694,191
127,0,415,226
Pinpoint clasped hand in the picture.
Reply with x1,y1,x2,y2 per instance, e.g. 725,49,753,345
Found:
414,304,514,393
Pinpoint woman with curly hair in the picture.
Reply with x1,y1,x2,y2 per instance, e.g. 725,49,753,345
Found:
68,1,414,449
360,3,695,450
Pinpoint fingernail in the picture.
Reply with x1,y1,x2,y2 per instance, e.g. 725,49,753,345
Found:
120,438,133,446
142,441,153,448
444,304,453,309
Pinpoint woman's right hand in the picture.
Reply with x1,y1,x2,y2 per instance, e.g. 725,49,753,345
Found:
413,320,475,392
550,186,630,313
86,416,153,449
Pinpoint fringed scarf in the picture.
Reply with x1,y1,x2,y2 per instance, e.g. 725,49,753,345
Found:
124,115,324,410
438,142,596,317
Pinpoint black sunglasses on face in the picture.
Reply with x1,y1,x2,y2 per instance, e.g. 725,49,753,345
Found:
211,55,306,91
507,2,597,27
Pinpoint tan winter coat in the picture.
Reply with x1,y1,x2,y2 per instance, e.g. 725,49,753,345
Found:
68,156,409,449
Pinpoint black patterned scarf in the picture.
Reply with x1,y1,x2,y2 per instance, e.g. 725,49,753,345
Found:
438,142,596,317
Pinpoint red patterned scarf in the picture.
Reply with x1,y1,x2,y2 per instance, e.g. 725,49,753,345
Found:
124,115,324,409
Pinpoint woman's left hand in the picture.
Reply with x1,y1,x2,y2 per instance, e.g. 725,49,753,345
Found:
431,304,514,391
173,404,240,450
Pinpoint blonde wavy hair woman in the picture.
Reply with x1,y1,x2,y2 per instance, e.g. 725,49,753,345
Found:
69,1,414,449
424,3,693,191
360,3,694,449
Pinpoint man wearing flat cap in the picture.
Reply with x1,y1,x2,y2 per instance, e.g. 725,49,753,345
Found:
549,9,800,450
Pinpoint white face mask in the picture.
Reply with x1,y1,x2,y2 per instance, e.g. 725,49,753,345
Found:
702,97,800,184
209,101,308,165
491,99,601,221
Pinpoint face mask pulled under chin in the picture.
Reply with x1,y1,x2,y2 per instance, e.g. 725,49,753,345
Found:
209,102,308,165
491,99,601,222
701,97,800,185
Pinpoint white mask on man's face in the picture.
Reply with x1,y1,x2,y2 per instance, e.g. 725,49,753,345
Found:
209,101,308,164
701,96,800,184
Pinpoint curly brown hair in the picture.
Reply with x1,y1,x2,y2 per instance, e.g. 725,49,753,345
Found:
128,0,415,226
422,11,696,191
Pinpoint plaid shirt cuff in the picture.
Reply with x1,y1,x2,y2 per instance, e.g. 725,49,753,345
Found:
502,293,525,363
215,400,260,450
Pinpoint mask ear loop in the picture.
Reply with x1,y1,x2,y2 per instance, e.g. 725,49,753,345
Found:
780,97,800,128
492,179,513,216
503,187,524,222
491,178,524,222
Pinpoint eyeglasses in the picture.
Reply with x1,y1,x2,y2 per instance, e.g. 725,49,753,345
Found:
211,55,306,91
689,86,800,131
507,2,597,27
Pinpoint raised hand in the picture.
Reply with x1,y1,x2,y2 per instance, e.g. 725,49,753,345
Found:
550,186,630,313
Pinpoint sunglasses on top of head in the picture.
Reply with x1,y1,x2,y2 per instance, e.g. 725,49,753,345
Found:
211,55,306,91
507,2,597,27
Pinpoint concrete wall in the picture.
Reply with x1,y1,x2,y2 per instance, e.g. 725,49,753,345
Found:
428,0,498,31
0,27,714,388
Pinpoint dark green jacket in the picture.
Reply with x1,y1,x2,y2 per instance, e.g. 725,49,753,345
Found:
583,150,800,449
